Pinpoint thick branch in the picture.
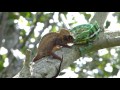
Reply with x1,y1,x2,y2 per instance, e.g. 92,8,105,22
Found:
30,30,120,78
90,30,120,51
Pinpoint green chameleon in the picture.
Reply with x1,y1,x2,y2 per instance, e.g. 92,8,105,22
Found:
70,21,103,55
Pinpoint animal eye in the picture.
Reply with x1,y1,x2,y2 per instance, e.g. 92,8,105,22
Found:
68,35,72,39
63,35,68,40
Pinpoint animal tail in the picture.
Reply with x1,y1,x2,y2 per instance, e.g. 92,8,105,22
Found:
32,55,41,62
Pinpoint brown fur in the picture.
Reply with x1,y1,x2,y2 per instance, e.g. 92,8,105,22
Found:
32,29,74,78
33,29,73,62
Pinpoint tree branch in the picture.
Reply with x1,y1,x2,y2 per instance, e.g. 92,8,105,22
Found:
59,13,70,29
90,12,109,28
90,30,120,51
0,12,8,48
19,12,43,49
13,49,31,78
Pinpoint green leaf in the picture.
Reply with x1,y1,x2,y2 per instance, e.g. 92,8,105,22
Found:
2,54,7,60
0,56,4,71
105,21,111,29
39,13,51,22
0,61,4,71
8,12,19,20
70,63,76,71
80,12,91,21
111,66,119,75
20,12,30,17
84,13,91,21
20,29,26,36
51,25,57,32
113,12,120,23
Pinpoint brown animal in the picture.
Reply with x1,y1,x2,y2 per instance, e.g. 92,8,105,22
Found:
32,29,74,78
33,29,73,62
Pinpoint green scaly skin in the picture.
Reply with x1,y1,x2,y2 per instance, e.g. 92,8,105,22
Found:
70,21,103,55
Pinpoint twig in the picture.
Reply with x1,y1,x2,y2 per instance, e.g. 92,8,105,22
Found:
0,12,8,48
19,12,43,49
59,13,70,29
33,13,54,48
13,49,31,78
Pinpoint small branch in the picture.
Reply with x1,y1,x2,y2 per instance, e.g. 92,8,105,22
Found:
33,13,54,49
90,12,109,28
59,13,70,29
0,12,8,48
19,12,43,49
24,49,32,66
13,49,31,78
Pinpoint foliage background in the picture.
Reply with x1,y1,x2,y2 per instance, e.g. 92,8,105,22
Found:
0,12,120,78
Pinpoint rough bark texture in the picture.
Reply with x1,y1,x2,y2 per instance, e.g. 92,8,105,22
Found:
90,12,109,27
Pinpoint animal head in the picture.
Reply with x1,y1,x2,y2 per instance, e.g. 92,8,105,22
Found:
59,29,74,43
63,35,74,43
